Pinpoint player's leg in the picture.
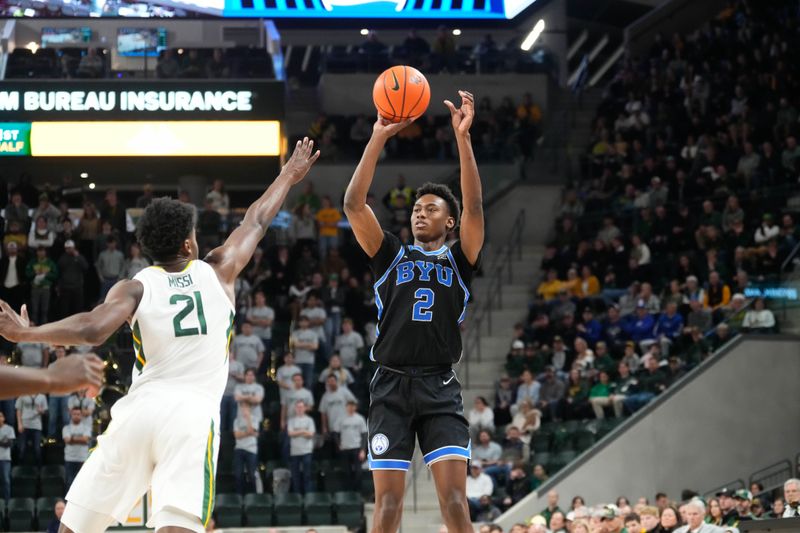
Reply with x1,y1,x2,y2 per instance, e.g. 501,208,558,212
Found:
372,470,407,533
59,502,116,533
368,368,415,533
430,460,472,533
417,370,473,533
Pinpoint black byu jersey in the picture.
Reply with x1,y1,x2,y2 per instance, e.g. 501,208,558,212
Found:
369,231,478,366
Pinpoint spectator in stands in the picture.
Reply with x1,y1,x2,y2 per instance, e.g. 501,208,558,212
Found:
472,430,502,476
539,490,562,527
57,240,88,317
538,366,566,420
221,350,245,432
513,369,540,415
468,396,495,441
431,26,456,72
734,489,756,522
281,373,314,432
509,398,540,444
124,242,150,279
319,373,356,437
291,315,318,387
741,297,776,333
15,393,46,465
5,191,30,231
359,31,387,67
315,195,341,261
466,461,494,519
135,183,155,208
46,499,65,533
96,236,125,300
180,49,204,78
659,505,681,532
206,48,230,78
63,406,91,490
233,321,265,372
0,411,13,502
206,179,229,212
716,489,739,526
75,47,103,78
28,216,55,250
46,346,70,436
247,291,274,362
782,479,800,517
25,245,57,326
655,301,683,355
494,376,514,426
589,370,617,419
276,352,301,403
0,241,26,313
333,399,367,491
686,299,712,333
673,499,710,533
233,401,259,495
67,389,94,432
334,318,364,372
234,368,264,427
401,29,430,68
288,399,315,494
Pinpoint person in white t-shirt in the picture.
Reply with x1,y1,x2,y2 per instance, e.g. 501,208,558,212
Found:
246,291,274,369
276,352,301,403
333,318,364,371
742,298,776,333
63,408,92,490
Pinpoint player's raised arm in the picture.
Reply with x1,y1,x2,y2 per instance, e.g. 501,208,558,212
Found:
0,281,141,348
0,353,105,400
343,115,412,257
445,90,484,266
206,137,320,289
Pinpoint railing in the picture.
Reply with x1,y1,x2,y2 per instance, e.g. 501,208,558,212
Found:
461,209,526,388
750,459,794,492
704,478,746,499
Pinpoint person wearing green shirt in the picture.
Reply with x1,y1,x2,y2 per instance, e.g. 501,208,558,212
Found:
589,370,617,418
538,489,561,527
593,341,616,376
26,246,58,325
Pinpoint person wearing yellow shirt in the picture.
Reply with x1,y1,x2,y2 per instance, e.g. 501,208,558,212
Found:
537,269,563,301
578,265,601,298
316,195,342,259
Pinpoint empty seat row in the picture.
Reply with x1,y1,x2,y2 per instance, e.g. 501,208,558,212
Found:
0,497,62,532
214,491,364,529
8,465,66,499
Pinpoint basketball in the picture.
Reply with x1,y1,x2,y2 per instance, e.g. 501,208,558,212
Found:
372,65,431,123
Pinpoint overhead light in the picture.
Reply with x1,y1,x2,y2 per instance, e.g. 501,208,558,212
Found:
25,41,39,54
177,48,184,54
80,172,89,179
360,28,369,36
520,19,545,51
452,29,462,36
89,182,96,190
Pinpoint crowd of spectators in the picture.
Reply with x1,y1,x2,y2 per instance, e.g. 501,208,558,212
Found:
296,92,543,163
457,0,800,520
0,173,442,510
466,478,800,533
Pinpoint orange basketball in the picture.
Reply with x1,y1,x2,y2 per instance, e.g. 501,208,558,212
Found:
372,65,430,123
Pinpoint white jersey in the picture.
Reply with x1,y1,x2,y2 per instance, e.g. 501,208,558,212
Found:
129,260,234,402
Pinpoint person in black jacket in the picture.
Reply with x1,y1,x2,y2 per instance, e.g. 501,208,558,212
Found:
0,241,27,313
56,241,89,318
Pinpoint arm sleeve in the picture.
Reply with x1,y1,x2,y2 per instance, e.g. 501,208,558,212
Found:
370,231,403,273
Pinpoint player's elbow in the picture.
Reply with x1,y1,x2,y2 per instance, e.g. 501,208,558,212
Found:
81,323,107,346
343,194,363,215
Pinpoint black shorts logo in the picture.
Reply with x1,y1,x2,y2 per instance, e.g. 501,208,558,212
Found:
371,433,390,455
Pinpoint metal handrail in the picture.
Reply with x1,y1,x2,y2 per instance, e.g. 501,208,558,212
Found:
462,209,526,388
781,240,800,274
704,478,746,499
750,459,793,491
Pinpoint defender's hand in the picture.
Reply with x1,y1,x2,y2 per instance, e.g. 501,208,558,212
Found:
0,301,29,343
282,137,321,185
46,353,105,398
444,90,474,136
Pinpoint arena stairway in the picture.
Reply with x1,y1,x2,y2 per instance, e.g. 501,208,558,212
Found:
362,184,562,533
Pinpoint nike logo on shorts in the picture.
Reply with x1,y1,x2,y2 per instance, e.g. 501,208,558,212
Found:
443,374,455,385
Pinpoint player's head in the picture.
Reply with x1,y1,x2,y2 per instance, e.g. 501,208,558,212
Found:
412,182,460,243
136,197,197,263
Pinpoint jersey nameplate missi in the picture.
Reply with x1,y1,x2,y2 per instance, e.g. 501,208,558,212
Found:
395,260,453,287
168,273,194,289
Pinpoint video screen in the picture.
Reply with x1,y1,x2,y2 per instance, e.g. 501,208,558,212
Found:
41,27,91,47
0,0,537,18
116,28,167,57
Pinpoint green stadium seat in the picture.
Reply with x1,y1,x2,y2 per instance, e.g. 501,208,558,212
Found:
243,493,273,527
530,432,551,453
304,492,333,525
36,496,61,530
572,429,596,452
40,465,66,497
274,493,303,526
214,493,243,528
531,452,551,469
550,427,573,452
360,473,374,501
7,497,35,532
333,491,363,530
11,466,38,498
549,450,578,472
321,470,350,493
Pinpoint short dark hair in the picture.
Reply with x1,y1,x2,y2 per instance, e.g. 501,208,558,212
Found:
624,513,640,523
416,182,461,228
136,197,195,262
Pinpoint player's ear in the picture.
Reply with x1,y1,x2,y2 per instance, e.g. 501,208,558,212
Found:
446,216,455,231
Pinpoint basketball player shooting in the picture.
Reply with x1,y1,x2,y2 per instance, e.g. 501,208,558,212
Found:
343,90,483,533
0,138,319,533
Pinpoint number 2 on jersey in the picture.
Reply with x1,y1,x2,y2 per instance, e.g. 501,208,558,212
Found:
171,291,207,337
412,288,434,322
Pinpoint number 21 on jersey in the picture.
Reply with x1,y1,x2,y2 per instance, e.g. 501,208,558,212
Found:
170,291,207,337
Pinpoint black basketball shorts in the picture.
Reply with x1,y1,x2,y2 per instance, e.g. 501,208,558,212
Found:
367,365,471,471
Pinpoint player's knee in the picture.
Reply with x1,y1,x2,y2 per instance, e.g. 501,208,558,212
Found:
375,492,403,522
439,488,468,517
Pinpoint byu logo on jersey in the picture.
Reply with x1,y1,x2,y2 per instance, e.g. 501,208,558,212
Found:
395,260,453,287
371,433,390,455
